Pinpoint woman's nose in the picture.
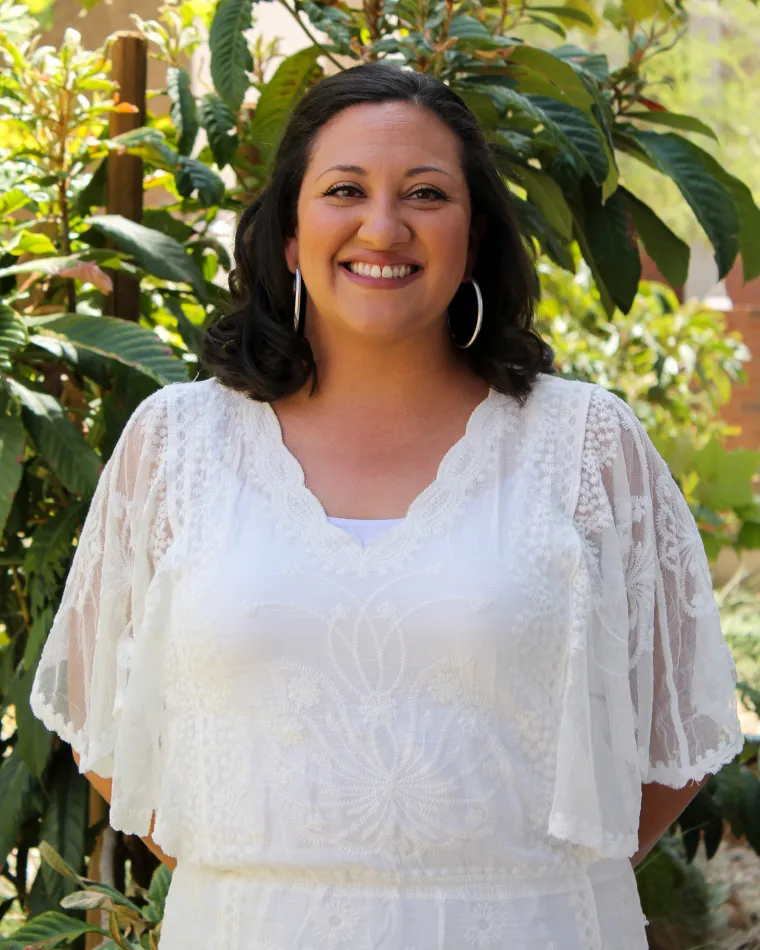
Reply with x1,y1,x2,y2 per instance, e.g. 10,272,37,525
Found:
356,198,411,246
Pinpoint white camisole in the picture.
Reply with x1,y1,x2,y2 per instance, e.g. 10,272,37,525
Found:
326,515,405,547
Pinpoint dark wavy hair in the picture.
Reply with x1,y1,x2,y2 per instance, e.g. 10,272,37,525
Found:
202,61,554,403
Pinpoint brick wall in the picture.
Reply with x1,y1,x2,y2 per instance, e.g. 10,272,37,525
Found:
725,261,760,451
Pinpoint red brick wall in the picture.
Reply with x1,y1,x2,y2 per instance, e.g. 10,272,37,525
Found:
725,261,760,451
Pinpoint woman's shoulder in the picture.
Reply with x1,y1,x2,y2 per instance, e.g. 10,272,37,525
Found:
530,373,639,433
142,375,249,424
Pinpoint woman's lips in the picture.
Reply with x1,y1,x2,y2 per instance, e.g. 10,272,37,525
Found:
339,262,423,289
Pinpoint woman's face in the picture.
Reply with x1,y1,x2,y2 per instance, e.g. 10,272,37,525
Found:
285,101,479,345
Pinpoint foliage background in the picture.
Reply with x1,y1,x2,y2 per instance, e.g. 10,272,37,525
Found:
0,0,758,945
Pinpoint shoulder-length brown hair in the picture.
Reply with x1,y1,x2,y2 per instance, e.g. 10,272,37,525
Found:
202,61,553,403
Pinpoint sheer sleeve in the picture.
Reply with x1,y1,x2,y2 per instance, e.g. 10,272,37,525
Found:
609,397,744,787
549,385,743,859
30,387,173,833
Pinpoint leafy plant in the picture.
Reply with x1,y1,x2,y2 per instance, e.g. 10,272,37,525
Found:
0,841,171,948
1,0,759,937
0,21,200,929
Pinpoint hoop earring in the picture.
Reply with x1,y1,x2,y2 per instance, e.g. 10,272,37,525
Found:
293,265,303,332
449,278,483,349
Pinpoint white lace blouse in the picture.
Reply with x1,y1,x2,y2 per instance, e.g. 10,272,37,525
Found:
29,373,743,950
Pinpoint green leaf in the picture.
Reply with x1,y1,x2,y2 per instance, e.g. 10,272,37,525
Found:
509,193,575,271
38,840,87,886
577,182,641,313
39,753,89,908
8,380,102,495
145,865,173,921
6,229,57,256
0,305,27,370
470,83,606,186
526,14,567,37
0,750,35,864
551,44,610,83
168,65,199,157
621,187,689,288
84,215,207,302
527,95,610,188
250,47,323,169
692,440,759,511
10,661,52,779
174,156,225,206
0,387,25,535
509,45,596,115
630,130,740,279
448,13,496,40
740,769,760,855
0,249,129,281
72,159,108,217
0,188,30,218
198,93,238,169
23,606,56,672
162,295,204,357
106,126,180,170
209,0,253,111
142,208,196,243
738,519,760,549
625,110,718,141
709,167,760,283
509,163,573,238
623,0,662,18
4,911,104,945
530,4,595,24
27,313,188,385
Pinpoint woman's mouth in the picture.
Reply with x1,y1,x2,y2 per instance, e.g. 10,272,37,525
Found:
339,261,422,287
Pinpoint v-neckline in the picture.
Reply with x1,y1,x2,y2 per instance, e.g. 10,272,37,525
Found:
238,385,517,575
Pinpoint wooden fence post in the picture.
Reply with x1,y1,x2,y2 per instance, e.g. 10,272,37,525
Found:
106,32,147,322
86,34,147,948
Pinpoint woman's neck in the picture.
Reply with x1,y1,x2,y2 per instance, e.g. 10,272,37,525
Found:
287,320,480,416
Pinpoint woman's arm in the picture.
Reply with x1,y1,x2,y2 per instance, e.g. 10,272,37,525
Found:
630,775,710,868
71,749,177,872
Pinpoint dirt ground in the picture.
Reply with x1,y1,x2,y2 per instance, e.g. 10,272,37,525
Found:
697,834,760,949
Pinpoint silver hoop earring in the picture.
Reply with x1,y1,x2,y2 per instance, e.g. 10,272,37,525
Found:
293,265,303,332
450,278,483,349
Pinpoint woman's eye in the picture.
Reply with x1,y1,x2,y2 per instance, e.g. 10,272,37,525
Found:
407,186,448,202
322,184,449,202
323,184,362,199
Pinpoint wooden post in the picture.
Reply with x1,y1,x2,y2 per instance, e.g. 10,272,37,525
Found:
106,32,147,322
84,787,110,950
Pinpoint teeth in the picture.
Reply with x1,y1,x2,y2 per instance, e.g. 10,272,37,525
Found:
347,262,416,279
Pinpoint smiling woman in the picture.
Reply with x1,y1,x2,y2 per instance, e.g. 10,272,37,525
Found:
202,63,553,403
30,61,743,950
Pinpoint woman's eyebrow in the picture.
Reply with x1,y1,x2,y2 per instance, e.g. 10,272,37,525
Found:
316,164,454,180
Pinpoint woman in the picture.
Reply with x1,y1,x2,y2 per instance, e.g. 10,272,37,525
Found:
31,62,743,949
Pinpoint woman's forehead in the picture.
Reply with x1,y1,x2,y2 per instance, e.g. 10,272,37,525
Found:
307,102,463,174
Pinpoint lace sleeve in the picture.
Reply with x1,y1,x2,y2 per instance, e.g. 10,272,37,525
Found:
29,388,171,793
583,387,744,784
549,385,743,860
610,403,745,787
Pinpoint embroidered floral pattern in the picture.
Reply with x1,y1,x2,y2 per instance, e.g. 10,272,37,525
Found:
460,901,519,947
261,592,511,863
31,374,741,950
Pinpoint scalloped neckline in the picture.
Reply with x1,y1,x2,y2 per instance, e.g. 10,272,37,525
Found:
239,386,516,574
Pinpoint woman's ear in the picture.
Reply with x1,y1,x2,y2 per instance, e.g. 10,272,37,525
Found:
464,214,487,280
284,233,298,274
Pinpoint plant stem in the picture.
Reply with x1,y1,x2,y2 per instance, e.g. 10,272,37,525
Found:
56,70,76,313
276,0,345,71
10,566,30,630
15,843,28,912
